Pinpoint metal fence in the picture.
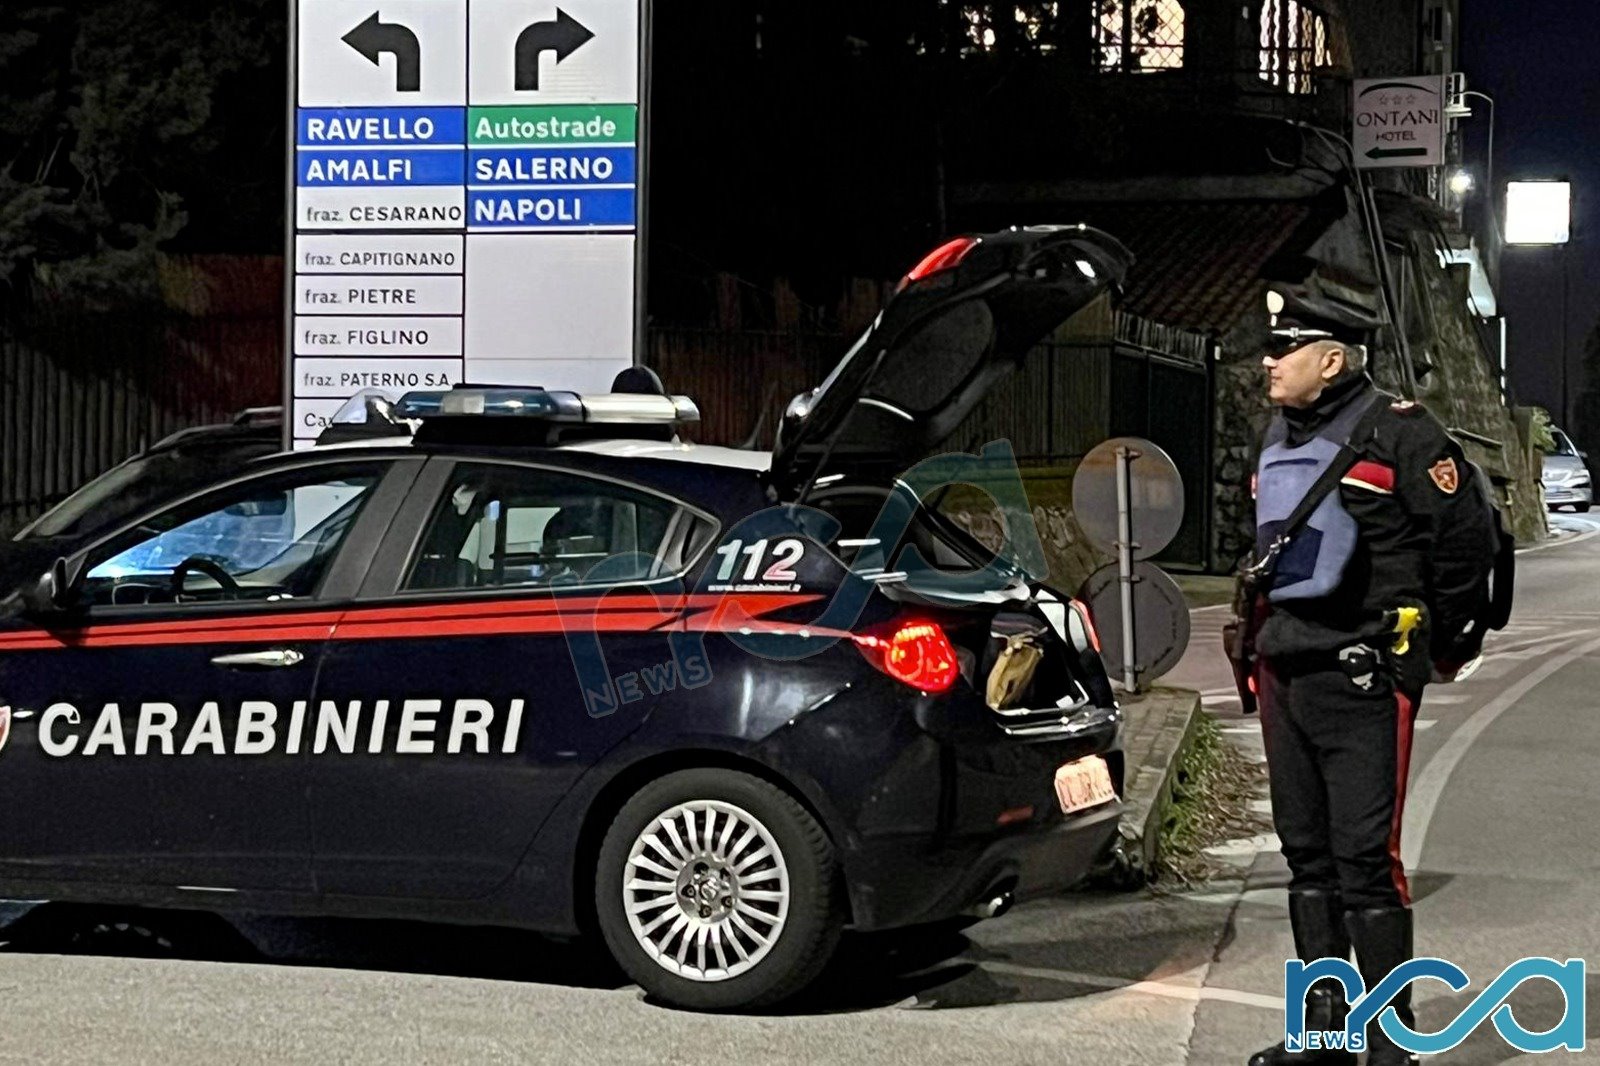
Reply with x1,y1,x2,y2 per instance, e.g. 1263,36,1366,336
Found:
0,308,280,536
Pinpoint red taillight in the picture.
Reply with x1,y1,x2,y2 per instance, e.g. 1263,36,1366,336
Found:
1070,599,1102,653
854,622,961,693
898,236,979,291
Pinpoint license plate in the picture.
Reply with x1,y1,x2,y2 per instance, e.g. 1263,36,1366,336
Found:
1055,756,1117,815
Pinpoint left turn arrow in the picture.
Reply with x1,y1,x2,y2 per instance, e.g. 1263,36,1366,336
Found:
343,12,423,92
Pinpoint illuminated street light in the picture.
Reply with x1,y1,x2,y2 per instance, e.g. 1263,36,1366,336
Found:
1448,169,1475,196
1505,180,1572,245
1505,179,1576,426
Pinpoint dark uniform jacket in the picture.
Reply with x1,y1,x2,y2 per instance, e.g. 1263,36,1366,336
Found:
1255,374,1482,674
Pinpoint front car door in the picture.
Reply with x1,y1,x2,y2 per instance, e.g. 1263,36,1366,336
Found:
306,456,717,901
0,456,415,894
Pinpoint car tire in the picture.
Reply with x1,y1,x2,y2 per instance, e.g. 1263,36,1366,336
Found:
595,768,844,1011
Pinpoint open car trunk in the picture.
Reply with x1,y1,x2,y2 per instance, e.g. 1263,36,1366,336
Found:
770,225,1132,501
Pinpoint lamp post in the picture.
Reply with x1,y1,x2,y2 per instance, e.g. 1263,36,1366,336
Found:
1461,89,1495,215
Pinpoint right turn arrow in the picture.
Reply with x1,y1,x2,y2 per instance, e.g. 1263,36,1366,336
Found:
515,9,596,92
343,12,423,93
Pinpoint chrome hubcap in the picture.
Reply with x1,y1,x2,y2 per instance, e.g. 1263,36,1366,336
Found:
622,799,789,982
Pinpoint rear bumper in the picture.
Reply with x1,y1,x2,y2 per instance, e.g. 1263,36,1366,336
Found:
762,678,1125,931
842,796,1123,930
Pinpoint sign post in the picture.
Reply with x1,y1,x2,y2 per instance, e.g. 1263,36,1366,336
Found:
1114,443,1140,693
1073,437,1191,692
286,0,646,448
1353,76,1446,170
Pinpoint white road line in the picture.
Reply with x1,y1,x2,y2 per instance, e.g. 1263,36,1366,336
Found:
1404,633,1600,870
967,960,1286,1012
1414,720,1438,731
1517,517,1600,554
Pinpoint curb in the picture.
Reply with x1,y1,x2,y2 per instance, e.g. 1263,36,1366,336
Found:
1114,686,1205,874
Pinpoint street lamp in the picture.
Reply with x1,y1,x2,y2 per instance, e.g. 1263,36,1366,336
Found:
1448,168,1475,197
1460,89,1496,213
1505,179,1575,425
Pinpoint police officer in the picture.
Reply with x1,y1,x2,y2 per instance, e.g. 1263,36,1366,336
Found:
1244,286,1487,1066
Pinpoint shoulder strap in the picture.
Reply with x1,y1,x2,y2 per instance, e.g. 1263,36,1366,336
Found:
1249,392,1387,579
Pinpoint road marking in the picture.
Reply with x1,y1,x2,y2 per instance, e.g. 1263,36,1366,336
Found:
1518,517,1600,554
1414,720,1438,730
967,960,1285,1011
1404,633,1600,870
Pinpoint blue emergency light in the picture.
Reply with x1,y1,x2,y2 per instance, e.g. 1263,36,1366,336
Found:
393,384,700,430
394,387,586,420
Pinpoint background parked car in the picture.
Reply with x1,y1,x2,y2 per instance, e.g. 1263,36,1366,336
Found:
1542,428,1592,513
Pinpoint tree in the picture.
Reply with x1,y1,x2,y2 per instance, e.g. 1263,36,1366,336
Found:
0,2,283,306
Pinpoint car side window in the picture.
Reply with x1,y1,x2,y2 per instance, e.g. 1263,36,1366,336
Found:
80,463,388,609
404,464,696,592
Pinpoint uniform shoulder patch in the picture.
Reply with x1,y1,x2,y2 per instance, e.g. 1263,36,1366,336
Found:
1428,457,1460,494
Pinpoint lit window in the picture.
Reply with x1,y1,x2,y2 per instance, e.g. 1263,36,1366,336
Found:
1260,0,1331,94
954,3,1068,55
1096,0,1186,72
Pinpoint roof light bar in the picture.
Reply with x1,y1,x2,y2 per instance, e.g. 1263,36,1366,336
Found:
393,386,699,426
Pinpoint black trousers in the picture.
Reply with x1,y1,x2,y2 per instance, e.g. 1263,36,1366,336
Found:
1258,652,1420,910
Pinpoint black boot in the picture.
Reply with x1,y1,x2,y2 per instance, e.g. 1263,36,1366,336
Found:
1247,890,1356,1066
1346,908,1420,1066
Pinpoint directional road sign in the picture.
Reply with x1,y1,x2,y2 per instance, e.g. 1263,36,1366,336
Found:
288,0,646,447
1352,76,1445,170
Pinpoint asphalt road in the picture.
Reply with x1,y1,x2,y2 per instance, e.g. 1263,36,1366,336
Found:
3,517,1599,1065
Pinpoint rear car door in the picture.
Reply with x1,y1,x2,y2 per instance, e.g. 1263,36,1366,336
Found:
0,457,413,892
306,456,717,901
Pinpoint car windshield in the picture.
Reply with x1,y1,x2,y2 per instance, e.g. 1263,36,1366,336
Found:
1551,431,1578,457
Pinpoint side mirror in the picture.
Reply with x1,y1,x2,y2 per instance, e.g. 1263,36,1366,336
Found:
21,558,80,617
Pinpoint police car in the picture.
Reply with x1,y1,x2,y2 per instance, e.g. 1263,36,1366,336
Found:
0,226,1130,1010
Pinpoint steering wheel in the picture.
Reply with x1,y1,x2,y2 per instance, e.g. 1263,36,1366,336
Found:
170,556,243,599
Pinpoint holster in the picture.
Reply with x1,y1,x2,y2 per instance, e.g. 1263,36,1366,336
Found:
1222,563,1266,715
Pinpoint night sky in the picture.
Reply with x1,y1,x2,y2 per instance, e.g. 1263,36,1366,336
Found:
1460,0,1600,429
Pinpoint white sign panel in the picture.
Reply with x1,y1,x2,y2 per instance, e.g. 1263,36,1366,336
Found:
296,274,465,315
1353,76,1445,169
468,0,639,105
288,0,645,445
298,1,467,107
294,358,463,397
296,233,465,274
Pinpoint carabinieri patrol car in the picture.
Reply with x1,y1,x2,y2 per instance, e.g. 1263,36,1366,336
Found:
0,226,1131,1010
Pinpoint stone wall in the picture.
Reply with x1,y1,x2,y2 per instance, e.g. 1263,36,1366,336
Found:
1401,231,1549,543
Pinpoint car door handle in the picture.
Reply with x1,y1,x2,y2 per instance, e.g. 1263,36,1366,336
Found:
210,649,306,669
